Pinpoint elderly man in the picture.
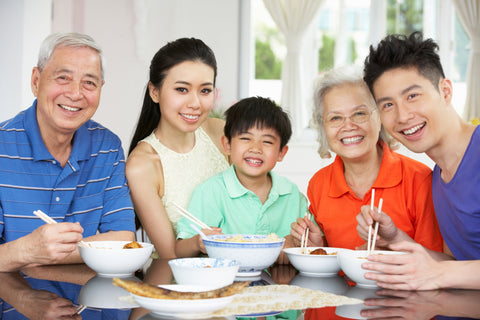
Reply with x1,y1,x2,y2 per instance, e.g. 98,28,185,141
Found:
0,33,135,272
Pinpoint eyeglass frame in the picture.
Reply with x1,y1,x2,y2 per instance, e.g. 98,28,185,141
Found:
322,107,377,128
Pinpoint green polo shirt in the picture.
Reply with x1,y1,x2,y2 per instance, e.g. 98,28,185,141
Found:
177,165,308,239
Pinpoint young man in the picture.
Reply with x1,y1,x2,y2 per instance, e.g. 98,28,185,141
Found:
356,32,480,290
175,96,308,263
0,33,135,272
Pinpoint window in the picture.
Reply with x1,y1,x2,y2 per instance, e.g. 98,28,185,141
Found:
250,0,469,141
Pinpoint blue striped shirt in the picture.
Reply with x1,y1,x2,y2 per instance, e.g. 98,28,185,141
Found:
0,101,135,243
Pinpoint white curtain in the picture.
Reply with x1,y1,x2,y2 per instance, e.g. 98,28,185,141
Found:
452,0,480,121
263,0,325,139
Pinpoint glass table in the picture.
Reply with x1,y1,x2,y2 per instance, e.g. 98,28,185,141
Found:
1,259,480,320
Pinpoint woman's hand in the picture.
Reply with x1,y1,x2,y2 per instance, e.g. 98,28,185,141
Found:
290,217,323,247
356,204,400,249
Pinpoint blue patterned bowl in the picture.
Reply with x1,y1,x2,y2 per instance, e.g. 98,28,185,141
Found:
202,234,285,276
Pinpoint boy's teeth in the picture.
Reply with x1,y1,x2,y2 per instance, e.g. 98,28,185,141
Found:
246,159,262,164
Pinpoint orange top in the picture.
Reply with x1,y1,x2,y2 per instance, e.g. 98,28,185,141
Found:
307,143,443,251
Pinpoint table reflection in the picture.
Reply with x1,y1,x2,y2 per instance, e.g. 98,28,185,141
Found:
0,261,480,320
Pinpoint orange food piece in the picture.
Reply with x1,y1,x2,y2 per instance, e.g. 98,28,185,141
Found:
123,241,143,249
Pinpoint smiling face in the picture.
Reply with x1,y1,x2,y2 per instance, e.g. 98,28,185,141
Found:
31,46,103,139
223,125,288,182
373,67,452,154
150,60,215,134
322,83,381,162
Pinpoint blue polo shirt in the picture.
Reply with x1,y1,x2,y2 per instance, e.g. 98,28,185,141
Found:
177,165,308,239
0,101,135,243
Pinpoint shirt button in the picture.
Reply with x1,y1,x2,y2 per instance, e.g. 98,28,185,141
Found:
52,161,56,165
56,197,60,202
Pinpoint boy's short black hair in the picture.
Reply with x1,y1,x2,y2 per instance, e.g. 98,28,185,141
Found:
224,96,292,149
363,31,445,96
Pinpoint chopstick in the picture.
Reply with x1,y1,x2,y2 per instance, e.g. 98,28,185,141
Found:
370,198,383,255
367,189,375,255
33,210,88,247
170,202,212,231
76,304,87,314
300,212,309,254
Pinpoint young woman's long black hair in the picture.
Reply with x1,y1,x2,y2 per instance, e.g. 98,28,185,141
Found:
128,38,218,155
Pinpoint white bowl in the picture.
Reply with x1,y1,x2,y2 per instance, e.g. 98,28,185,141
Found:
283,247,348,277
79,241,153,277
203,234,285,276
132,284,234,317
78,275,140,309
337,250,406,288
168,258,240,289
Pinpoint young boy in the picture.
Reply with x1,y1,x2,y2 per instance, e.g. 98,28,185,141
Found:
175,96,308,263
356,32,480,290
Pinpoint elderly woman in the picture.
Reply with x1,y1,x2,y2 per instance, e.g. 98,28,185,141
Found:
290,66,443,252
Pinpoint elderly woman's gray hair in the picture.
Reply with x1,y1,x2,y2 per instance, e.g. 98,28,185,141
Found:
312,65,396,159
37,32,105,81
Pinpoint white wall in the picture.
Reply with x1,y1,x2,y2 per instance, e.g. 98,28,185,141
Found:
0,0,52,120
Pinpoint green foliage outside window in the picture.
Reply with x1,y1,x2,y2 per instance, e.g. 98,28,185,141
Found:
387,0,423,35
255,38,282,79
255,25,283,79
318,34,335,71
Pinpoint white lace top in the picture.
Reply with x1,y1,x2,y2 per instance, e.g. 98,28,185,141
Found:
141,127,229,233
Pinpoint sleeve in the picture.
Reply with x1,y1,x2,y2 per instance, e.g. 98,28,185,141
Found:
98,142,136,234
412,172,444,252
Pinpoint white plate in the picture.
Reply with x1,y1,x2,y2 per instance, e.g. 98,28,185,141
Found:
131,284,233,317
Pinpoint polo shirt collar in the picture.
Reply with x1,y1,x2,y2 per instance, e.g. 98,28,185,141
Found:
25,100,92,163
329,142,402,198
223,165,292,199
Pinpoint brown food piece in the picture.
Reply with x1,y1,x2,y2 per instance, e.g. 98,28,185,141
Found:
123,241,143,249
113,277,250,300
310,248,327,255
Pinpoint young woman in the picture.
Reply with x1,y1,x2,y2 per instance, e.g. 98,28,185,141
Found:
126,38,229,258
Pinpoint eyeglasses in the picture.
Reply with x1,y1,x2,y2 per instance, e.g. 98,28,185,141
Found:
323,109,376,128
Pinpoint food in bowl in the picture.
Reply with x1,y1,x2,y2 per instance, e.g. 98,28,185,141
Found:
310,248,330,255
79,241,153,277
283,247,347,277
123,241,143,249
168,258,240,289
202,234,285,276
337,249,407,288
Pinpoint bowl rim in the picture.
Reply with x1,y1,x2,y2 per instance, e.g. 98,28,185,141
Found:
78,240,154,250
203,234,285,243
283,246,348,257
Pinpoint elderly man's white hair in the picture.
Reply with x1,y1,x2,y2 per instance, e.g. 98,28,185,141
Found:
37,32,105,81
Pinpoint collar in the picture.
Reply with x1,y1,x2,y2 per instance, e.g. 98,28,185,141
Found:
24,100,92,164
329,142,402,198
223,165,293,199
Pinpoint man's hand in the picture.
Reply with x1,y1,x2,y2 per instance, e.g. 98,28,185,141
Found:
19,222,84,266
